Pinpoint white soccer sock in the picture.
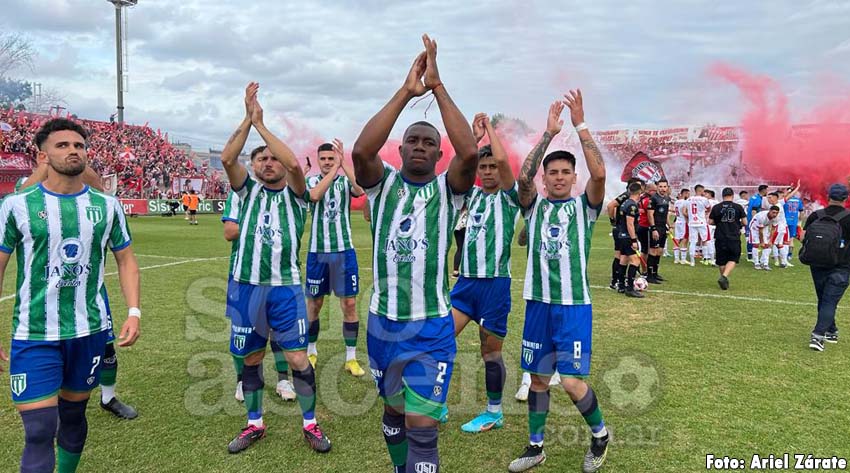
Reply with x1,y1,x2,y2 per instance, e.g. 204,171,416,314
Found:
752,248,760,264
521,371,532,385
345,346,356,362
307,343,317,356
303,418,316,429
780,246,789,265
101,384,116,404
673,248,680,262
248,417,264,427
761,250,770,267
689,240,698,263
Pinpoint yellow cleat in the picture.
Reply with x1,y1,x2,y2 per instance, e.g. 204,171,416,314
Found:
345,359,365,377
308,354,317,369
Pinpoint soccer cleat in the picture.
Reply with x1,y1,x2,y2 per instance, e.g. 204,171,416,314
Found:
786,262,795,267
825,332,839,344
100,397,138,420
515,382,530,402
779,264,787,269
228,424,266,454
508,444,546,472
617,285,626,294
345,359,366,377
439,405,449,424
235,381,244,402
608,281,618,291
754,264,762,270
275,379,297,401
582,434,610,473
308,354,317,369
303,423,332,453
689,261,695,267
646,276,661,285
461,410,504,433
762,265,772,272
452,270,460,278
718,276,729,291
625,289,645,298
654,274,666,282
809,337,825,352
548,372,561,386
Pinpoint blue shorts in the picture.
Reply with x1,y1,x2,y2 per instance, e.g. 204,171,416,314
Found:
226,281,308,357
788,224,800,239
520,301,593,378
305,250,359,298
101,286,115,344
9,330,109,404
367,313,456,420
450,276,511,338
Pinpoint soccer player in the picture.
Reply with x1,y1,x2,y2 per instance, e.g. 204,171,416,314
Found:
636,182,656,276
16,161,139,421
735,190,749,209
784,190,804,263
351,35,479,473
187,189,200,225
181,190,190,220
220,83,329,454
709,188,748,290
606,178,643,288
0,118,141,473
747,184,769,261
508,89,609,473
684,184,712,267
672,188,690,264
221,170,295,402
450,113,520,433
304,139,366,377
615,181,645,298
748,206,780,270
767,182,800,268
704,189,719,265
646,178,672,283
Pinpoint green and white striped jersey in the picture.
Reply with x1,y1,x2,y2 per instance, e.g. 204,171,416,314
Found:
221,190,241,274
14,176,27,193
366,165,464,321
306,174,354,253
460,184,521,278
523,193,600,305
231,176,307,286
0,184,132,341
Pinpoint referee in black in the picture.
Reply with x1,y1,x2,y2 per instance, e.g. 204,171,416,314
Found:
708,187,748,290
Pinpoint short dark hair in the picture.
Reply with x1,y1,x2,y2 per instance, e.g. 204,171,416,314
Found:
477,144,493,159
657,178,668,184
706,190,715,198
317,143,334,153
542,150,576,171
758,184,769,192
739,190,748,197
769,205,780,212
34,118,88,150
405,121,441,142
681,188,690,194
694,184,704,191
628,181,643,194
249,145,268,161
768,192,779,198
722,187,734,197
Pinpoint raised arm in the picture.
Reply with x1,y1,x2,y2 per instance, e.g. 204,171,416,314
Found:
221,83,256,190
335,139,364,197
250,96,306,197
481,114,514,191
786,179,801,200
518,101,563,209
564,89,605,207
352,52,428,188
420,35,478,193
113,245,140,347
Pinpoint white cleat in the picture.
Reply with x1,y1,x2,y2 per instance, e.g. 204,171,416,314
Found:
275,379,297,401
515,382,530,402
235,381,244,402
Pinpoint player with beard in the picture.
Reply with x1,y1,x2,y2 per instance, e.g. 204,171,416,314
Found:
605,178,643,289
508,90,609,473
0,118,141,472
351,35,479,473
221,84,329,454
646,178,672,283
449,113,520,433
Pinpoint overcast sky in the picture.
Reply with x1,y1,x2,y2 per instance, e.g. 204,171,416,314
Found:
6,0,850,152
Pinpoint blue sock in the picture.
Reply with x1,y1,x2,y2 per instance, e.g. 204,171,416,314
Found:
20,406,58,473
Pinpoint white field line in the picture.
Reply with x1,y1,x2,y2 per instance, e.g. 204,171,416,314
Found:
135,254,190,259
0,256,227,303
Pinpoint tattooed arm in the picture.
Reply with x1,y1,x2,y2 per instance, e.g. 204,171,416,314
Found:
563,89,606,207
221,83,257,190
518,101,564,209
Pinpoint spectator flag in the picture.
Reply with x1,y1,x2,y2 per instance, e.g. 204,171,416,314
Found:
620,151,666,183
102,174,118,195
0,122,12,132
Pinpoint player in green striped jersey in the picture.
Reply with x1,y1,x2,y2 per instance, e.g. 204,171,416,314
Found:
352,35,479,473
508,92,610,473
220,83,330,454
16,162,139,420
0,118,141,473
303,139,366,377
449,113,520,434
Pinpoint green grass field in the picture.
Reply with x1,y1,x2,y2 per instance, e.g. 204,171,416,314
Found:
0,213,848,472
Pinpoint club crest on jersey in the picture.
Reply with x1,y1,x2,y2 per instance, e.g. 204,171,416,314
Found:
233,335,246,351
522,348,534,365
85,206,103,224
10,373,26,396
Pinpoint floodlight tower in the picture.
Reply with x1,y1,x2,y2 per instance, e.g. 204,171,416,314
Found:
107,0,138,123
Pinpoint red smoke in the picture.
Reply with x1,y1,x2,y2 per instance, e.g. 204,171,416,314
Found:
711,63,850,199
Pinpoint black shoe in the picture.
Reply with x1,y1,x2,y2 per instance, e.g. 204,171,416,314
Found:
100,397,138,420
228,424,266,453
718,276,729,291
646,276,661,285
654,274,666,282
303,423,332,453
825,332,839,344
608,281,618,291
508,444,546,472
583,434,610,473
625,289,645,298
809,337,825,352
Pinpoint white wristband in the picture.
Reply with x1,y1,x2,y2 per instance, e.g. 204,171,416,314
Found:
575,122,589,132
128,307,141,319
